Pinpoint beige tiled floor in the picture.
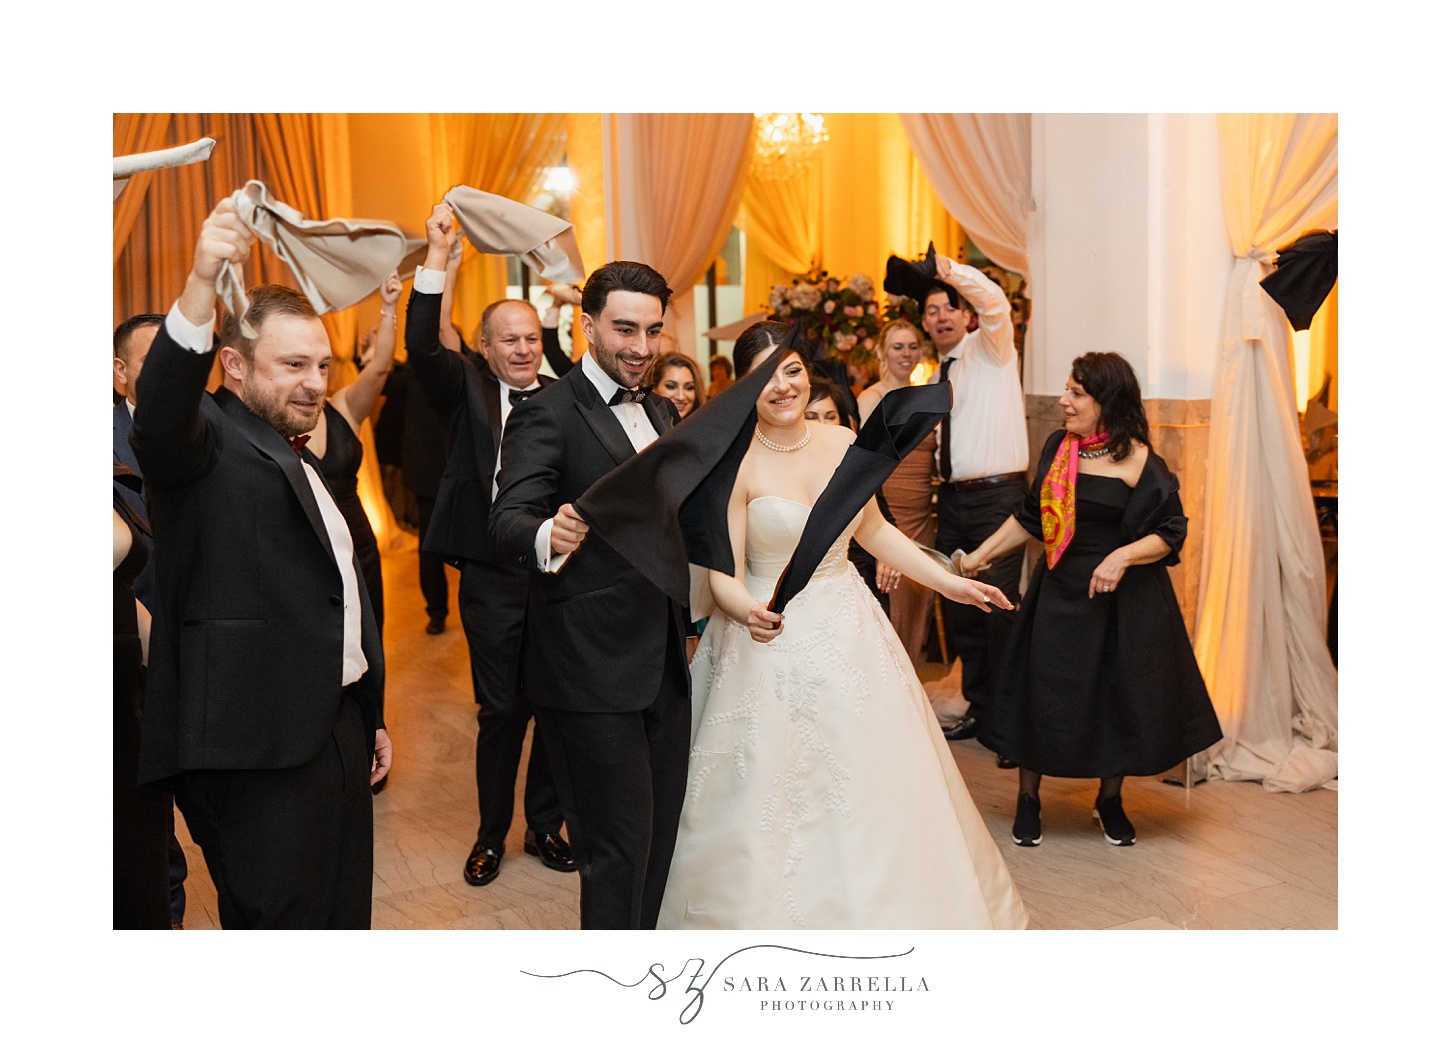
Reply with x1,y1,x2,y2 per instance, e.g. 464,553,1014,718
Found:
176,547,1337,930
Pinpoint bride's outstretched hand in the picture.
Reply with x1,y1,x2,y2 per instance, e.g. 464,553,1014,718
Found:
946,576,1015,613
747,603,784,643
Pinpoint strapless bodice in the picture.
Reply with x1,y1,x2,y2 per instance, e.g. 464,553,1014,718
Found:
744,496,854,602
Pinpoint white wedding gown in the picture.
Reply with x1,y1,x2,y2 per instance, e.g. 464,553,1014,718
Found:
658,496,1027,929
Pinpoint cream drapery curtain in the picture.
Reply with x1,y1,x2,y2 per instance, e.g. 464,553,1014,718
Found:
612,113,755,346
1196,113,1339,793
741,159,823,276
898,113,1033,282
437,114,567,340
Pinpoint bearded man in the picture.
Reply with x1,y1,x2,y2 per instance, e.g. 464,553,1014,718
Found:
130,197,391,929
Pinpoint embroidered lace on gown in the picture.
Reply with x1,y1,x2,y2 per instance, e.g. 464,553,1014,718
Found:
657,496,1026,929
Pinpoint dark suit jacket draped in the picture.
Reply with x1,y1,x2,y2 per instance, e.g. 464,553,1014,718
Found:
489,358,685,714
403,288,553,566
130,321,384,785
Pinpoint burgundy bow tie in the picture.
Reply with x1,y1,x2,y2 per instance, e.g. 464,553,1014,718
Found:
609,387,648,406
287,434,311,456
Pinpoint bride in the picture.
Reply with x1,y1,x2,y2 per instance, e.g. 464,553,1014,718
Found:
656,322,1028,930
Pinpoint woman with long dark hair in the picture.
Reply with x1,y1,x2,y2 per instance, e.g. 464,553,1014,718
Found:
956,352,1221,847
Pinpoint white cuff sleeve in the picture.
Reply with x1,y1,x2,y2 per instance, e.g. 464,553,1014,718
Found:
165,301,215,354
535,518,572,573
413,267,446,294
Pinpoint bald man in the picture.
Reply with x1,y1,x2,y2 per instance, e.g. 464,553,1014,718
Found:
403,248,574,888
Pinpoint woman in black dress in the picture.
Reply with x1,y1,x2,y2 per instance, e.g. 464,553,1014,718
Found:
955,353,1222,847
308,272,401,640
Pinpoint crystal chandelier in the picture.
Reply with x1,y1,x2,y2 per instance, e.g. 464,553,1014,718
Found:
751,113,828,182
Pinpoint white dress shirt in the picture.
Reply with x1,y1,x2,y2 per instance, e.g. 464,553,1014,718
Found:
163,304,368,686
934,260,1029,482
495,377,541,501
533,349,659,572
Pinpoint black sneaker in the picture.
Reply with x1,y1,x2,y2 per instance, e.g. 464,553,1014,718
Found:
1092,795,1136,846
1012,794,1042,846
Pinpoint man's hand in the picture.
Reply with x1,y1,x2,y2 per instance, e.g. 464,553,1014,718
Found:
379,270,402,307
179,197,255,326
370,728,393,785
445,232,464,274
424,202,457,270
550,502,589,556
934,252,955,283
546,282,582,306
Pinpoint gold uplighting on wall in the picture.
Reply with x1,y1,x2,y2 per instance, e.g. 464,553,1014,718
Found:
751,113,828,181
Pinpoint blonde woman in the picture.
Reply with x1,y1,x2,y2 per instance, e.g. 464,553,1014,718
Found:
856,318,937,662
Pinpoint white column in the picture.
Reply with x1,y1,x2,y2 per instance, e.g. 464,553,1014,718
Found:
1027,114,1232,398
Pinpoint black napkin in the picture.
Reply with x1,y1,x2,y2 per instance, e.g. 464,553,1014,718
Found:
883,241,960,310
1260,229,1337,331
768,380,951,612
573,337,795,606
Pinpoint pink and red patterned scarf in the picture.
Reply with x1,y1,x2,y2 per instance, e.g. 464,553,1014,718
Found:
1041,431,1110,569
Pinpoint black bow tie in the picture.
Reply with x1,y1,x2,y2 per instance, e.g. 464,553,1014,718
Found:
508,387,541,405
609,387,648,406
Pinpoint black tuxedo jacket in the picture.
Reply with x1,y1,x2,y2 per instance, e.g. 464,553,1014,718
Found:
130,321,384,784
489,358,685,714
404,288,556,565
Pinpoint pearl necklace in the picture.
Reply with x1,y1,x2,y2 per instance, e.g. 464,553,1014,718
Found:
755,423,811,453
1079,445,1111,460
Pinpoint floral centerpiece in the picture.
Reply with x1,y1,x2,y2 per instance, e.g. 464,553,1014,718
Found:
766,269,881,368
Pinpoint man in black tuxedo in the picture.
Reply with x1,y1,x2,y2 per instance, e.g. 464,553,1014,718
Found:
487,220,688,930
131,198,392,929
404,207,574,887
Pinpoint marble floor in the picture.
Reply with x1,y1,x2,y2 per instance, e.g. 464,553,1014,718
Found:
175,545,1337,930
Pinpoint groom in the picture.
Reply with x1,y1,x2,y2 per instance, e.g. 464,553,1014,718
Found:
488,234,689,930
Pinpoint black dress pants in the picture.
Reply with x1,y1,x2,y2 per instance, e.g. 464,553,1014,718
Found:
459,557,563,847
415,495,449,623
533,626,690,930
174,696,374,929
936,479,1026,713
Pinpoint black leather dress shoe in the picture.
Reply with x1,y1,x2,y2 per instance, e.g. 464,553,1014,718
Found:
426,618,446,635
464,843,502,886
524,831,578,873
942,713,981,741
